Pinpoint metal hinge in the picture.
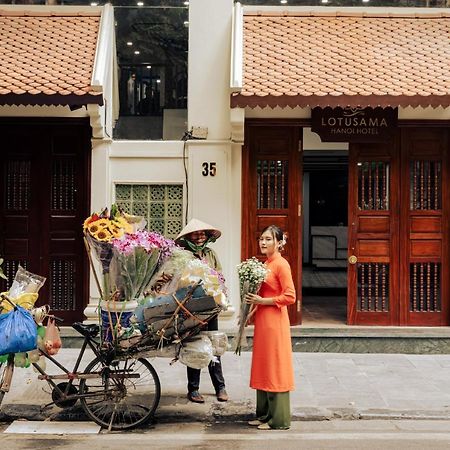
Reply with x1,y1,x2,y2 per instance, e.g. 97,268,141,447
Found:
298,204,302,216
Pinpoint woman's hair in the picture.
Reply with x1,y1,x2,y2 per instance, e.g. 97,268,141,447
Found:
260,225,287,250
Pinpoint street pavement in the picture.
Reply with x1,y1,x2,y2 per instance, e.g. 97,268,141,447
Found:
2,349,450,423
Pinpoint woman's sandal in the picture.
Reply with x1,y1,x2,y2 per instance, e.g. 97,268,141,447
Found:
248,419,263,426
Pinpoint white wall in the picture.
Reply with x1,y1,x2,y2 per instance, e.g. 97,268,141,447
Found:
188,0,233,140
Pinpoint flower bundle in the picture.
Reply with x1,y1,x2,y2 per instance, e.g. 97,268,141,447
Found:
110,230,177,302
234,257,268,355
83,205,143,299
178,259,228,309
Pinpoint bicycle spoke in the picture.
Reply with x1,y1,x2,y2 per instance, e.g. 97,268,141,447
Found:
79,357,160,430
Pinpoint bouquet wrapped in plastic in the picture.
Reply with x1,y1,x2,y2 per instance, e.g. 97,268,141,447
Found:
121,256,228,360
110,230,176,302
234,257,268,355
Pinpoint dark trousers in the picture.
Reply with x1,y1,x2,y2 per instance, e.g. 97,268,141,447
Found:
187,315,226,393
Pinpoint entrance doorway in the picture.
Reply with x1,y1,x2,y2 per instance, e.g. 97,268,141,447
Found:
302,151,348,326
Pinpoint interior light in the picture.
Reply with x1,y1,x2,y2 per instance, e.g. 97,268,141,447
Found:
183,1,189,5
280,0,287,4
134,50,140,55
146,65,151,69
184,21,189,26
127,42,133,46
137,1,144,5
321,0,328,3
362,0,370,2
156,79,161,84
90,2,98,5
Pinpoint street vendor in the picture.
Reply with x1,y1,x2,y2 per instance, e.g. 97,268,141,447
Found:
175,218,228,403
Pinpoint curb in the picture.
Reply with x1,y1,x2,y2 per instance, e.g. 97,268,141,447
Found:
3,402,450,425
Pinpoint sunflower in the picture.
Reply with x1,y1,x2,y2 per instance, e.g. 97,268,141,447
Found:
87,221,102,235
96,219,110,228
110,225,124,239
113,217,133,233
83,213,100,230
94,229,113,242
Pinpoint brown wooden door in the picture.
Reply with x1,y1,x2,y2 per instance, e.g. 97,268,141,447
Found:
242,122,302,324
0,119,91,324
399,128,449,326
348,127,449,326
348,141,400,325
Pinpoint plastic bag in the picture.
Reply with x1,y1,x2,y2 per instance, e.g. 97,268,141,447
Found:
0,292,39,314
44,318,62,355
178,335,214,370
8,266,46,298
201,331,228,357
0,306,38,355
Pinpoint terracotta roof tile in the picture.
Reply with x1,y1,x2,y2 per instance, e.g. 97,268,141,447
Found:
0,11,103,106
232,12,450,108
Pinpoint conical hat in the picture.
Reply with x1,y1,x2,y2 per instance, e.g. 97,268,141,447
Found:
175,218,221,241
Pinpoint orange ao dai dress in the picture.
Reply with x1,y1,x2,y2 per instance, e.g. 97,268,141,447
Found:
250,252,296,392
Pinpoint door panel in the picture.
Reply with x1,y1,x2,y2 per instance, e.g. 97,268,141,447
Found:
348,142,399,325
400,128,449,326
242,123,302,324
0,120,91,324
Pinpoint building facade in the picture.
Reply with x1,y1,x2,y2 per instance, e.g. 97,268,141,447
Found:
1,1,450,328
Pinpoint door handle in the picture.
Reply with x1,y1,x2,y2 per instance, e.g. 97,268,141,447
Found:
348,255,358,265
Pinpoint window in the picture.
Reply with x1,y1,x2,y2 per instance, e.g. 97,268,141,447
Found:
115,183,183,238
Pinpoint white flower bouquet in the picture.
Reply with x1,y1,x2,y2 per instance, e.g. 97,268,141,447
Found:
234,257,268,355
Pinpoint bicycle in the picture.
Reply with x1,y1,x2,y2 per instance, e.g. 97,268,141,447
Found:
0,295,161,431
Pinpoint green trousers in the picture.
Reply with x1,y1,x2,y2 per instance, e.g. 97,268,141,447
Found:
256,390,291,429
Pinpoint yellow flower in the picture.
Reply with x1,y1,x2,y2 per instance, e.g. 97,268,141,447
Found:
110,226,124,239
96,219,110,228
113,217,133,233
95,229,112,242
88,221,101,235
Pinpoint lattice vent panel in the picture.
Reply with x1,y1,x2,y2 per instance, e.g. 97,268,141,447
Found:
410,263,441,312
358,161,389,211
256,160,289,209
50,260,75,311
357,263,389,312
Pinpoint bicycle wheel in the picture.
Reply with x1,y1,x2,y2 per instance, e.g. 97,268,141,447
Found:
0,361,6,406
79,356,161,430
0,356,14,407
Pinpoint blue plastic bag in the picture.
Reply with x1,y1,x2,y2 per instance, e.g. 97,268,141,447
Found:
0,306,37,355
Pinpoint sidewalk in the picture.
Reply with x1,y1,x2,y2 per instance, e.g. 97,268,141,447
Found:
2,349,450,423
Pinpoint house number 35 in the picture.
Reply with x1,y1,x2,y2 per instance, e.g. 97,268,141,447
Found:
202,162,217,177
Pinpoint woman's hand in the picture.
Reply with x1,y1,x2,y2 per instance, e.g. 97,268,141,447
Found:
245,293,273,306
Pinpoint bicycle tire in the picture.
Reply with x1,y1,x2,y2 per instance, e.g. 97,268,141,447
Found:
0,357,14,408
79,356,161,430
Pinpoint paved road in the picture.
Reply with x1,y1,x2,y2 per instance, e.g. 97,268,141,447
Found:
2,420,450,449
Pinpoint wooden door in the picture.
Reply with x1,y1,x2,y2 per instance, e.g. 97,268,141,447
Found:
242,122,302,324
347,140,400,325
0,119,91,324
348,127,449,326
400,128,449,326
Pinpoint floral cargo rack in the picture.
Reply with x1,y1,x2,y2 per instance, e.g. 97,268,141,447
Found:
83,206,229,367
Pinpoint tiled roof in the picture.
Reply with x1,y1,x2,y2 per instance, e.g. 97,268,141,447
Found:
231,11,450,109
0,10,103,106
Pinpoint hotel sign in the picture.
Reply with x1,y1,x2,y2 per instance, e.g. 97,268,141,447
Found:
311,107,398,142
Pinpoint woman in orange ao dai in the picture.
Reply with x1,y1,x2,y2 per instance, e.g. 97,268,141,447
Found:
245,225,296,430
